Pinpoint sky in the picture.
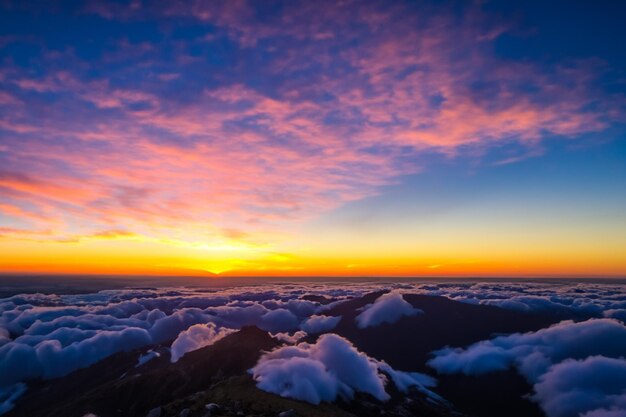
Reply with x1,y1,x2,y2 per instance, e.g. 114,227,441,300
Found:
0,0,625,277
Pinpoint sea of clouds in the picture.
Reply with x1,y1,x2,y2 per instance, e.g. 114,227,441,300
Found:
414,281,626,319
0,280,625,415
0,282,409,413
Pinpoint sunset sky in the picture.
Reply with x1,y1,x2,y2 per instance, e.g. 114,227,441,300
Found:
0,0,625,277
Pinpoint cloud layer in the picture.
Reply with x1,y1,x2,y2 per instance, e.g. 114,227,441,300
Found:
413,281,626,319
0,281,383,390
0,287,313,386
1,280,625,415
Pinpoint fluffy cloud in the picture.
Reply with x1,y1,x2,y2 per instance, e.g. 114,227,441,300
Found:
299,315,341,334
532,356,626,417
2,280,625,416
170,323,235,363
605,309,626,323
356,292,422,328
258,308,300,333
429,319,626,382
204,303,269,329
148,308,211,344
5,280,624,394
0,327,152,385
261,299,319,318
429,319,626,417
0,283,367,391
251,333,435,405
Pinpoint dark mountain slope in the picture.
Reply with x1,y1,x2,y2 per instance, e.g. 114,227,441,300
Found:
327,293,557,371
8,326,279,417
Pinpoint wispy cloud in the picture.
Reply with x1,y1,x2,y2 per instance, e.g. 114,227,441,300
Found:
0,0,622,266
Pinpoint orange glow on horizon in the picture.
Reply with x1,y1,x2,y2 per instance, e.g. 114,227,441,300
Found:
2,236,625,278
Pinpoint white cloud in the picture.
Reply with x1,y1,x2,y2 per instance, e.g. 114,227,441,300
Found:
262,299,319,318
0,283,389,390
251,333,435,405
170,323,235,363
259,308,300,333
0,285,356,389
429,319,626,417
205,303,268,329
299,315,341,334
356,292,422,329
1,280,625,415
413,281,626,318
148,308,211,344
429,319,626,382
533,356,626,417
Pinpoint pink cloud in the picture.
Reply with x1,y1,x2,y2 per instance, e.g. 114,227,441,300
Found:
0,1,621,246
